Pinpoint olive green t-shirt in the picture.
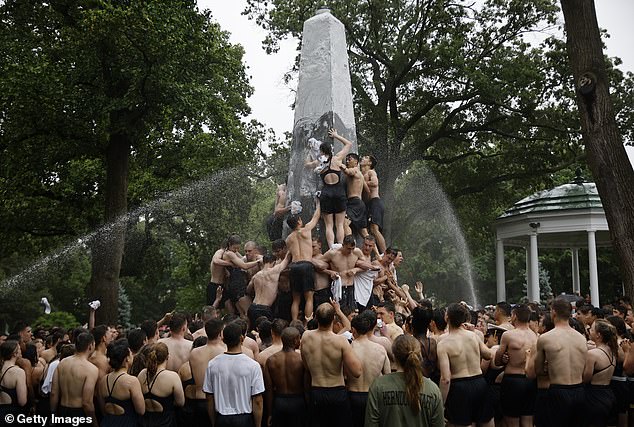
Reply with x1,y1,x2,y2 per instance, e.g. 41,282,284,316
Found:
365,372,445,427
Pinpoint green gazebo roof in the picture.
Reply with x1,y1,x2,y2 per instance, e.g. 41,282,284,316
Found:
498,174,603,219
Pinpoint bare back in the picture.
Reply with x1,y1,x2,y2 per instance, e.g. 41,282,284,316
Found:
536,327,587,385
438,329,484,379
158,337,191,372
301,329,358,387
57,356,98,409
347,337,390,392
286,228,313,262
253,267,283,306
499,326,538,375
189,342,225,399
265,350,305,394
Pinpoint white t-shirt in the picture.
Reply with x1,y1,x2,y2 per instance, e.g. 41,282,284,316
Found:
202,353,264,415
40,359,60,394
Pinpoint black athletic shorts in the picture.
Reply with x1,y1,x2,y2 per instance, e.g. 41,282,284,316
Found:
289,261,315,293
546,383,584,426
366,197,385,230
190,398,212,427
346,197,367,230
273,290,292,322
313,287,333,309
340,286,355,311
348,391,368,427
611,377,629,414
226,268,248,303
586,384,615,427
311,386,351,427
533,388,548,427
272,394,306,427
57,405,87,418
247,304,273,330
445,375,494,425
215,413,254,427
321,194,347,214
500,373,537,417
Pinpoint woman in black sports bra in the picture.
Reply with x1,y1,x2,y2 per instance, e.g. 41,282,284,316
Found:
138,343,185,427
584,320,618,427
315,128,353,249
98,339,145,427
0,341,27,417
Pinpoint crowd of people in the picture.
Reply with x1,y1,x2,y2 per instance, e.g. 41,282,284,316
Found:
3,130,634,427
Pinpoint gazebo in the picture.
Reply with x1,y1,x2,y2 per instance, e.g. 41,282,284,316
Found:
494,171,611,306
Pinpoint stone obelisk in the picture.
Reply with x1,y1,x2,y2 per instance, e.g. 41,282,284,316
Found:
286,7,358,225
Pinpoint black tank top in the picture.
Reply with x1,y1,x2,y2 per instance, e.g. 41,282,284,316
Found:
0,366,19,405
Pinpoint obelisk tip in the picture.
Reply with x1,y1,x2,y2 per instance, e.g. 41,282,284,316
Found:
315,6,331,15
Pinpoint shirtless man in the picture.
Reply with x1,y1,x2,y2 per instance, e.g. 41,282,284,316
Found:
301,303,362,427
220,235,262,317
188,319,224,427
158,314,191,372
89,325,115,379
347,311,390,427
494,301,515,331
272,239,292,322
494,304,538,427
263,327,307,427
341,153,368,237
437,303,494,427
311,237,335,309
246,252,290,329
243,240,262,281
51,332,99,424
360,155,386,253
285,198,321,321
257,319,288,368
41,331,63,363
320,235,368,310
373,248,406,305
534,298,587,426
376,301,404,342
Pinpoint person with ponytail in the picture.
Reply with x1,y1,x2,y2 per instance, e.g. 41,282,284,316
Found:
97,338,145,426
583,320,618,427
0,340,27,418
138,343,184,427
365,335,444,427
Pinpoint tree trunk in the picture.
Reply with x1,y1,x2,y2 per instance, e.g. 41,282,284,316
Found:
560,0,634,300
88,131,130,325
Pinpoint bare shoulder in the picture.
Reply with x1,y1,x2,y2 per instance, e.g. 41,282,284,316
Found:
352,248,364,257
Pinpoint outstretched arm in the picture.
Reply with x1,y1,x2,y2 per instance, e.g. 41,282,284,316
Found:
305,199,321,230
328,128,353,159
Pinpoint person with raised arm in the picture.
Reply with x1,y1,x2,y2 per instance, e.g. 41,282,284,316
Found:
285,197,321,321
315,128,353,249
246,252,291,329
300,303,362,427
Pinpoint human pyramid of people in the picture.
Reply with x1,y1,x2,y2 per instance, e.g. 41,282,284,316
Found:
1,129,633,427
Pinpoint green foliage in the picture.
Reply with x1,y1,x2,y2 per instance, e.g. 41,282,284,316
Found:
34,311,80,331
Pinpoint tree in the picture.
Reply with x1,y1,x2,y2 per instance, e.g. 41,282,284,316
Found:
559,0,634,300
244,0,601,240
0,0,256,323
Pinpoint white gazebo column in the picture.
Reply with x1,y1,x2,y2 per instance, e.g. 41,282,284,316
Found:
571,248,581,295
525,247,532,302
529,233,540,303
496,238,506,301
588,231,599,306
